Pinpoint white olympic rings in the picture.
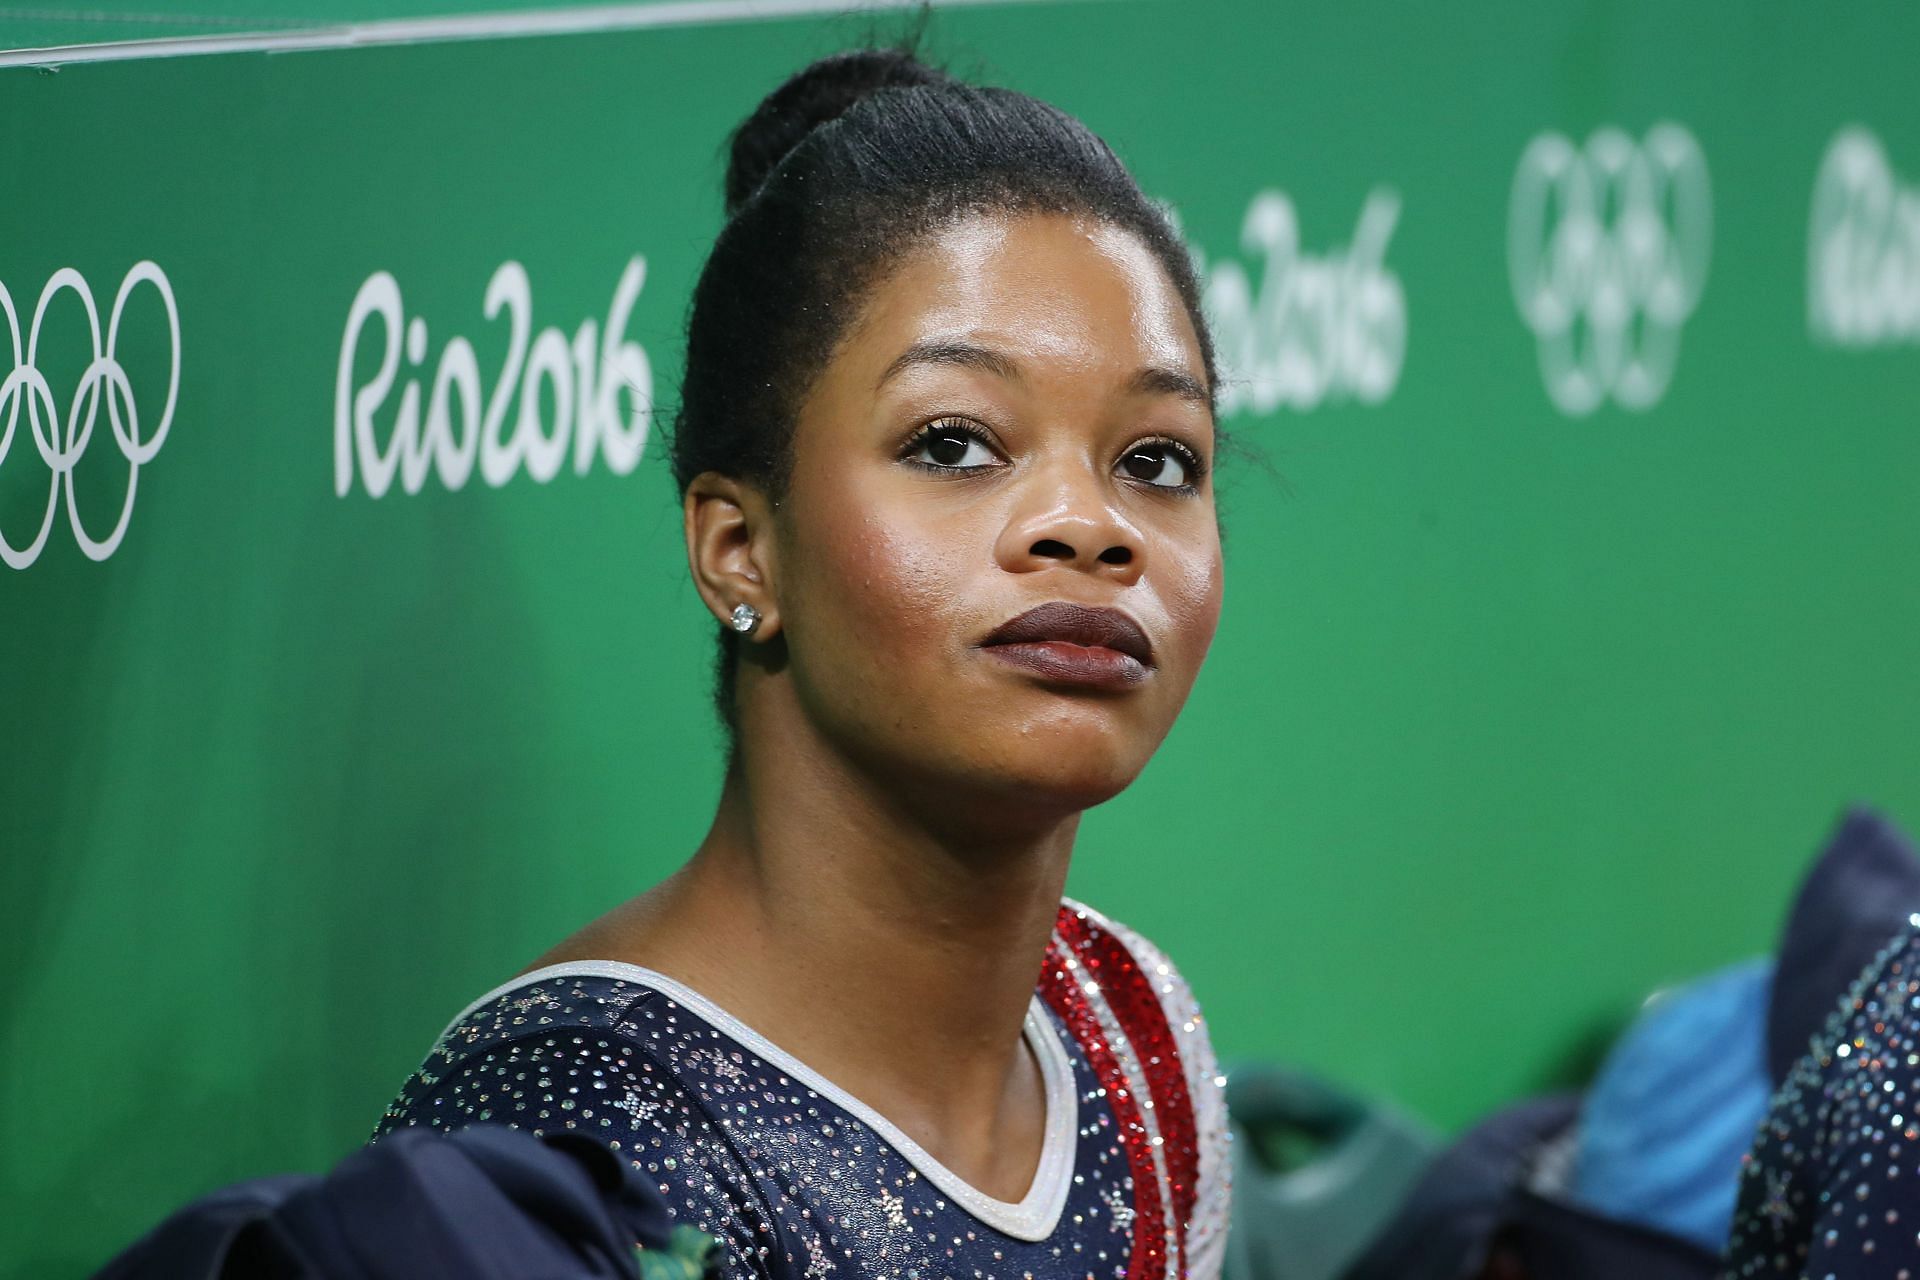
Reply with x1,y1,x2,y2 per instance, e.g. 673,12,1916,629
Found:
0,262,179,570
1508,124,1712,416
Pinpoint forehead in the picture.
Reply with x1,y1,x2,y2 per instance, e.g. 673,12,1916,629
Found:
836,211,1206,386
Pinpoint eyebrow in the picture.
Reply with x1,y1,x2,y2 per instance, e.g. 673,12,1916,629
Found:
1126,364,1213,408
877,339,1212,407
878,339,1023,388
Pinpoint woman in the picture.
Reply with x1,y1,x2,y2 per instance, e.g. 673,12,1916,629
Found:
377,45,1233,1280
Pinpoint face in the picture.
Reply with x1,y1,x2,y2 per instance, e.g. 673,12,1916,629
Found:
763,211,1224,818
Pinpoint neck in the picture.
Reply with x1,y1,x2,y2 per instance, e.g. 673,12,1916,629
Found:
701,744,1077,1034
576,700,1082,1197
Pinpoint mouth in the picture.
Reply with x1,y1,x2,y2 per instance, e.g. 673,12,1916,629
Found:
979,602,1154,689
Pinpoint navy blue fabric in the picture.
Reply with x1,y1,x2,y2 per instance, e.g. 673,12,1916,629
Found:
1493,1189,1720,1279
1340,1094,1580,1280
94,1124,678,1280
1767,805,1920,1084
1725,921,1920,1277
1340,1093,1723,1280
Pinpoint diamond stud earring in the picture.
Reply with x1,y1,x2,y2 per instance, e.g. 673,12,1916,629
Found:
729,603,761,635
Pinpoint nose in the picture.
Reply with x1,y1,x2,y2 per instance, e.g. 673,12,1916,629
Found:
993,463,1146,585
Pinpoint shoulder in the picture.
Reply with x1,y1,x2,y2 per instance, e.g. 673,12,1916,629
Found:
377,964,678,1139
375,965,780,1277
1048,897,1233,1280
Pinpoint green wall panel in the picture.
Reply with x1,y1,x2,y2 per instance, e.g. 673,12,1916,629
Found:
4,3,1919,1273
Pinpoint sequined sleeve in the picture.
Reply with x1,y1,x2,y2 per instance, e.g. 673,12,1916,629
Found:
376,1014,780,1278
1051,898,1234,1280
1724,917,1920,1278
1094,913,1234,1280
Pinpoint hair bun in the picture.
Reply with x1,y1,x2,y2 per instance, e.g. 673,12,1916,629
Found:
724,47,949,216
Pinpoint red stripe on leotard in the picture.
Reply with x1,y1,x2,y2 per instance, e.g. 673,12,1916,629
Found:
1052,906,1202,1267
1039,933,1170,1278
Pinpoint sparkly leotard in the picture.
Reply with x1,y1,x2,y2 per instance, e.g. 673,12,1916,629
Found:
1723,914,1920,1278
375,898,1232,1280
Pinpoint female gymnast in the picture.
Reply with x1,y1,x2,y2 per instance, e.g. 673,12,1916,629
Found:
378,45,1234,1280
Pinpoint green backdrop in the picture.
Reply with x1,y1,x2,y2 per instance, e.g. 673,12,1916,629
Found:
4,1,1919,1274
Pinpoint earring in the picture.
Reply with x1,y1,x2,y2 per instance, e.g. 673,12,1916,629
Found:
729,603,761,635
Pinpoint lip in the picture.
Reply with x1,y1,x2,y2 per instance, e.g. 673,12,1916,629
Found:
980,602,1154,689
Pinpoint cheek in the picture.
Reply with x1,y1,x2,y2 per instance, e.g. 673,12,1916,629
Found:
1161,532,1225,671
797,499,976,672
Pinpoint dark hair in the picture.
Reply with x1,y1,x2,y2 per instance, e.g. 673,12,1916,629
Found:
669,46,1223,765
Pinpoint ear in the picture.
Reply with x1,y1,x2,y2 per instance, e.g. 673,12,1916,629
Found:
683,471,781,640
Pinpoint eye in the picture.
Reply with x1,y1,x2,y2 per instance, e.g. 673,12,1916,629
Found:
1119,440,1205,491
903,420,1002,473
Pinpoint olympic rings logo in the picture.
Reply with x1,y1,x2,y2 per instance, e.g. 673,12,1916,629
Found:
0,262,179,570
1508,124,1712,416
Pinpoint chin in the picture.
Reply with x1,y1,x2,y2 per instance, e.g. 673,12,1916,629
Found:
869,731,1146,834
980,728,1150,812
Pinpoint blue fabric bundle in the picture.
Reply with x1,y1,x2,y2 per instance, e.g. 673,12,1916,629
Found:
1567,957,1774,1253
